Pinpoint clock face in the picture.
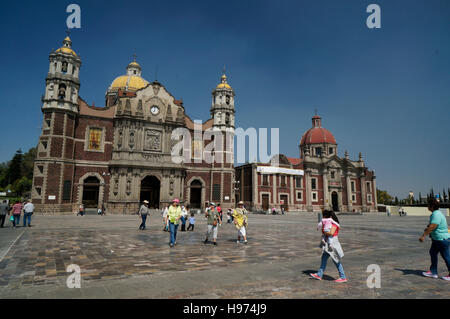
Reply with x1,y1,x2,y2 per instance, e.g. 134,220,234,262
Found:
150,106,159,115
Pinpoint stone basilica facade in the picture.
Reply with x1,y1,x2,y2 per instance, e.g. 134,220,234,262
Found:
32,36,236,214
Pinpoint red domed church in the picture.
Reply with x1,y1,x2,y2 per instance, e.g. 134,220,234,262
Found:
235,114,377,212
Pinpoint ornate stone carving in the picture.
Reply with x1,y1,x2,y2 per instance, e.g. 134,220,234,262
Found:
176,107,184,123
152,84,160,96
126,179,131,195
118,129,123,148
124,99,131,115
113,179,119,195
144,129,161,151
169,179,174,196
141,153,162,161
129,130,135,149
48,83,54,98
166,106,173,122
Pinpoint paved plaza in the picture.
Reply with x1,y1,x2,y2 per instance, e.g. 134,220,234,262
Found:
0,212,448,299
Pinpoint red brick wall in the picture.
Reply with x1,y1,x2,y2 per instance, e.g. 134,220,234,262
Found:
342,177,348,205
50,136,63,158
62,164,75,204
53,112,65,136
45,163,61,204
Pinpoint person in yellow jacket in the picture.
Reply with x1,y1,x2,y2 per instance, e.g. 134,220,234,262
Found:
232,201,248,244
168,198,182,247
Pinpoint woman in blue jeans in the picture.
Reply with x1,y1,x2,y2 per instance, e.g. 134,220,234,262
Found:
420,197,450,281
310,210,347,283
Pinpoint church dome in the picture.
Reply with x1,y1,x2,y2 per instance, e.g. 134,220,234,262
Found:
216,74,232,90
55,36,77,56
300,115,336,145
108,59,148,92
109,75,149,92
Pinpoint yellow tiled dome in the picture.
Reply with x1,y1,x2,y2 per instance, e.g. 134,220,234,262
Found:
55,36,77,56
110,75,149,92
216,82,231,89
216,74,232,90
55,47,77,56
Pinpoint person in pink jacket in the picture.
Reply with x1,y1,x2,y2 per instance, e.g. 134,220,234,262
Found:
11,201,23,228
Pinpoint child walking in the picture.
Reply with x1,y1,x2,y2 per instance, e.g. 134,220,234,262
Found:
187,212,195,231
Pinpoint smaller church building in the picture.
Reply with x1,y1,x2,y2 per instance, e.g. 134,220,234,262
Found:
235,115,378,212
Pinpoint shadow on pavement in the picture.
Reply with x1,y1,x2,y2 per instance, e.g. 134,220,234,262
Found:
394,268,424,276
302,270,335,281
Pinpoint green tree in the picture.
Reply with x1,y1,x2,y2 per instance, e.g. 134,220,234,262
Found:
394,196,399,205
21,147,36,180
377,188,393,205
0,163,8,188
11,176,32,196
6,149,23,186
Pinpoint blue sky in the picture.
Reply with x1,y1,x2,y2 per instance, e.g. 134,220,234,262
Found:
0,0,449,198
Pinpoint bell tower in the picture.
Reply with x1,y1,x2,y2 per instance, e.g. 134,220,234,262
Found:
211,72,235,133
32,34,81,213
43,35,81,113
208,71,236,209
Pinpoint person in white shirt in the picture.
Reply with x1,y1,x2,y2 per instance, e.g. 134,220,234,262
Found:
23,200,34,227
162,205,169,232
181,205,189,231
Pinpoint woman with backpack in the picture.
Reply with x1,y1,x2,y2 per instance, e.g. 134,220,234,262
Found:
310,210,347,283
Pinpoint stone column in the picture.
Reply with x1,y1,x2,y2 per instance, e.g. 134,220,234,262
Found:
360,174,367,212
346,175,353,212
272,174,276,205
306,170,312,212
322,171,329,210
180,172,185,203
252,164,258,209
290,175,294,206
373,176,378,209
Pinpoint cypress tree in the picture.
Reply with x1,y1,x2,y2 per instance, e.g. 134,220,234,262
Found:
6,149,23,186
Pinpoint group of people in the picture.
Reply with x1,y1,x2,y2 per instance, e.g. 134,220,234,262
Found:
77,203,106,216
137,199,249,248
0,199,34,228
160,203,195,232
309,196,449,283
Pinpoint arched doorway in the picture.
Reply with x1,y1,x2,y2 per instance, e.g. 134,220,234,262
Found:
189,180,202,209
140,176,160,209
82,176,100,208
332,191,339,212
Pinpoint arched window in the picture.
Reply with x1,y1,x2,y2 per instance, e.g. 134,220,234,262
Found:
225,113,230,126
62,61,68,73
58,84,66,100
